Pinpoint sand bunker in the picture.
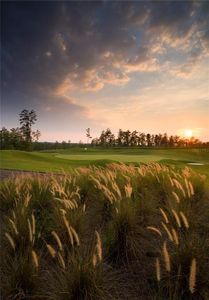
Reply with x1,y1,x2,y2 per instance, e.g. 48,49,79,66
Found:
187,162,204,166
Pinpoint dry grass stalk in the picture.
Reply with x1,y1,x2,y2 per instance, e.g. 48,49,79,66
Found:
112,181,122,198
24,193,31,208
8,218,18,235
162,242,171,272
159,208,169,224
31,213,36,235
51,231,63,251
47,244,56,258
124,183,133,198
147,226,162,237
171,228,179,245
179,211,189,229
58,252,66,269
188,181,194,196
92,254,97,267
11,210,16,221
161,222,173,242
171,209,181,228
63,216,74,246
28,219,33,243
184,178,191,198
189,258,197,294
168,175,174,187
59,208,66,216
178,183,186,198
172,191,180,203
70,226,80,246
156,258,161,282
172,179,186,198
5,232,15,250
95,231,102,262
31,250,39,270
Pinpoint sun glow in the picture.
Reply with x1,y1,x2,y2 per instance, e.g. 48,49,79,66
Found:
184,129,193,138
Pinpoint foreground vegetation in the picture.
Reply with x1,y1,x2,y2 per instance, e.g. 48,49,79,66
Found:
1,163,209,299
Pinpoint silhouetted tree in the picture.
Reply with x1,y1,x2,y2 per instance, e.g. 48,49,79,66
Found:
146,133,152,147
130,130,138,146
86,128,92,144
19,109,38,150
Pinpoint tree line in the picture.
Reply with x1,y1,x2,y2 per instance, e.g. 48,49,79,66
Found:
1,110,208,150
0,110,41,151
91,128,208,148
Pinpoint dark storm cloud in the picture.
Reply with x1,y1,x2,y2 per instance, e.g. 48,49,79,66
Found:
1,0,209,109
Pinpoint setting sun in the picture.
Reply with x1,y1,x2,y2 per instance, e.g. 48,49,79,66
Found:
184,129,193,138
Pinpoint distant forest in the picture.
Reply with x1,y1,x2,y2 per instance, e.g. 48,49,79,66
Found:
91,128,209,148
1,126,209,151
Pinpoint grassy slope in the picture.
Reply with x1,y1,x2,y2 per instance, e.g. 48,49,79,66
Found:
0,148,209,175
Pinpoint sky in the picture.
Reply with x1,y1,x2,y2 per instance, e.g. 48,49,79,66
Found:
1,0,209,142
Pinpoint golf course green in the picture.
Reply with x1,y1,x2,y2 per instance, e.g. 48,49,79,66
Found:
1,147,209,176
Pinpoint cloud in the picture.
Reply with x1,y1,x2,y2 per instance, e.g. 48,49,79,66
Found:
1,0,209,110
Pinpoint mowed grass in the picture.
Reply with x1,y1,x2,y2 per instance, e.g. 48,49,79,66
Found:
0,147,209,176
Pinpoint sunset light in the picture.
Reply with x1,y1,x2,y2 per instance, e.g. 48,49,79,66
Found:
1,1,209,142
184,129,193,138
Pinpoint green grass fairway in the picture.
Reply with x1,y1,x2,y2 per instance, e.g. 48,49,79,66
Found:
0,148,209,176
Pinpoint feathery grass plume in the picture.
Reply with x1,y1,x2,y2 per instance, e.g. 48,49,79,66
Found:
63,215,74,246
47,244,56,258
103,188,114,204
184,178,191,198
106,169,116,181
89,175,102,189
179,211,189,229
31,213,36,235
171,228,179,245
24,193,31,208
11,210,16,221
159,208,169,224
112,181,122,199
155,174,160,183
171,209,181,228
31,250,39,270
95,230,102,262
8,218,18,235
92,253,97,267
147,226,162,237
156,258,161,282
5,232,15,250
58,252,66,269
172,179,186,198
51,231,63,251
188,181,194,196
168,175,174,187
182,167,190,178
138,168,144,176
189,258,197,294
124,183,133,198
162,242,171,272
59,208,66,216
28,219,33,243
178,183,186,198
71,198,79,208
70,226,80,246
172,191,180,203
161,222,173,242
97,170,108,185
